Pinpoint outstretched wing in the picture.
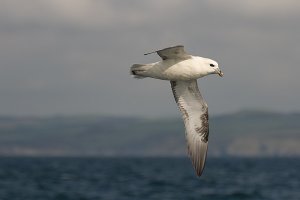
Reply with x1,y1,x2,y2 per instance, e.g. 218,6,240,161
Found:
170,80,209,176
144,45,191,60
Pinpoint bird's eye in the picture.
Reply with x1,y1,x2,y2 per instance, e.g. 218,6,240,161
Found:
210,64,215,67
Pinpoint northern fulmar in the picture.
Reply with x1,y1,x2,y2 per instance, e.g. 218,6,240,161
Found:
130,45,223,176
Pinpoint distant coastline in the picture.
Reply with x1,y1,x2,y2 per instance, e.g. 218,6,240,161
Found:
1,110,300,157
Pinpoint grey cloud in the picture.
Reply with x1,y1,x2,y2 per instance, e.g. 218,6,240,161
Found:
0,0,300,116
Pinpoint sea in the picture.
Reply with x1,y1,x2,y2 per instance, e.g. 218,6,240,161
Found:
0,157,299,200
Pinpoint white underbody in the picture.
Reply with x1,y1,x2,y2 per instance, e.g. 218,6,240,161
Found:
139,56,212,81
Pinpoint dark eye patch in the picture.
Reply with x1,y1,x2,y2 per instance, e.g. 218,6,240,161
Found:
210,64,215,67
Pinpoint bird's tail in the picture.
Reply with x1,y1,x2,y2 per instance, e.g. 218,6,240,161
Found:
130,64,149,79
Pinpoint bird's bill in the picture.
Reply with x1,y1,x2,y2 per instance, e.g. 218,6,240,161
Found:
215,69,224,77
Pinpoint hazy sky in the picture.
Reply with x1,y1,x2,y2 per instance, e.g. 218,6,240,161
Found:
1,0,300,117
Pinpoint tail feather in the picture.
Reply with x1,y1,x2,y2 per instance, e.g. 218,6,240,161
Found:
130,64,148,79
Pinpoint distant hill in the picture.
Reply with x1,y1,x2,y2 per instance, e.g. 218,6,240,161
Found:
0,111,300,157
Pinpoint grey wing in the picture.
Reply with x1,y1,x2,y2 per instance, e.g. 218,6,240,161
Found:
144,45,191,60
171,80,209,176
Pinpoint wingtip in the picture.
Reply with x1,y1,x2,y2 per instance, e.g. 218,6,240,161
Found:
195,168,204,177
191,157,206,177
144,45,185,56
144,51,156,56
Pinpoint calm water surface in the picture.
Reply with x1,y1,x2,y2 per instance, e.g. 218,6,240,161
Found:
0,157,299,200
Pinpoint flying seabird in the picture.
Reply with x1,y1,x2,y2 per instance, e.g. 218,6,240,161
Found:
130,45,223,176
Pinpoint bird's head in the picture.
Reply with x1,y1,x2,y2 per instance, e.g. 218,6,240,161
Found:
204,59,223,77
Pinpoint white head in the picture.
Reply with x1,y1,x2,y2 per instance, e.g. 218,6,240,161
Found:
203,58,223,77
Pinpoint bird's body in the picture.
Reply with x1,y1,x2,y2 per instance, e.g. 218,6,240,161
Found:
130,45,223,177
132,56,218,81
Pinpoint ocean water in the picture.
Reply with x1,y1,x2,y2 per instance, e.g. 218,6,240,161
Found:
0,157,299,200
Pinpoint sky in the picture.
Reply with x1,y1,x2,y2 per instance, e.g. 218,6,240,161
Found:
1,0,300,117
